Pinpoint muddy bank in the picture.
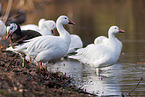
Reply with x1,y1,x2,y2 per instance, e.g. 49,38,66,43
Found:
0,45,91,97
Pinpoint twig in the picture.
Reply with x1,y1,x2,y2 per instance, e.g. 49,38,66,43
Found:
128,76,143,96
2,0,13,24
7,12,23,21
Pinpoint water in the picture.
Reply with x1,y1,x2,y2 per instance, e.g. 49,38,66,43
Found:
1,0,145,96
47,59,145,96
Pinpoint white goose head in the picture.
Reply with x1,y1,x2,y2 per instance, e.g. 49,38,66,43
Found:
108,26,124,35
56,15,75,25
43,20,56,35
38,18,46,29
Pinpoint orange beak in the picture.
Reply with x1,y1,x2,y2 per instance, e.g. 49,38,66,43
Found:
51,29,55,35
68,20,75,25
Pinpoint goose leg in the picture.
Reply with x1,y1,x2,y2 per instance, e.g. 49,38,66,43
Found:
44,65,47,71
96,68,99,75
96,68,101,76
39,62,44,71
42,63,47,71
29,58,31,63
22,57,25,67
36,62,39,66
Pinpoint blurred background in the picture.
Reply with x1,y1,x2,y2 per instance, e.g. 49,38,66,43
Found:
1,0,145,96
1,0,145,44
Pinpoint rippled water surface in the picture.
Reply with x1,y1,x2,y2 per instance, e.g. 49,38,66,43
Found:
1,0,145,96
47,59,145,96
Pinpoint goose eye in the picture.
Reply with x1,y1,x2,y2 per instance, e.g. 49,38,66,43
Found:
64,17,67,19
115,28,117,29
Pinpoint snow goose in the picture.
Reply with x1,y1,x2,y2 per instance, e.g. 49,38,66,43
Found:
94,33,122,50
0,20,6,39
6,23,42,67
22,19,81,55
21,18,45,32
69,26,124,75
6,23,41,45
39,20,56,35
12,15,75,69
6,21,56,66
21,19,56,35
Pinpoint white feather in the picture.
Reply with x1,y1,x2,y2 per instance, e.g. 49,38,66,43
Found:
69,26,124,68
11,15,73,63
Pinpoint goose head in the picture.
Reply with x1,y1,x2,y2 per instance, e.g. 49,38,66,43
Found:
56,15,75,25
6,23,21,39
38,18,46,29
43,20,56,35
108,26,124,35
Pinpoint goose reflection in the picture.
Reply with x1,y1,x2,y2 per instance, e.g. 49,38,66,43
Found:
81,63,122,96
46,59,122,96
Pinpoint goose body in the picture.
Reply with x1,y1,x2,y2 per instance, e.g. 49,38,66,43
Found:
38,20,56,35
0,20,6,38
21,19,56,35
21,24,40,32
6,23,41,45
21,18,46,32
6,19,56,45
67,34,83,54
12,15,75,68
94,34,122,49
69,26,124,68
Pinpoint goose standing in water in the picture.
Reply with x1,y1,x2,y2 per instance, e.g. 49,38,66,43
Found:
12,15,75,70
69,26,124,75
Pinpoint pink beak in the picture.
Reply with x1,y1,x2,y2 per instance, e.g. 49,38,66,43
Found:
51,29,55,35
6,31,10,39
68,20,75,25
119,29,125,33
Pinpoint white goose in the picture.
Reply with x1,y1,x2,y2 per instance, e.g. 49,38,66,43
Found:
21,18,45,32
13,15,75,69
39,20,56,35
22,19,82,55
21,19,56,35
94,32,122,50
69,26,124,75
0,20,6,39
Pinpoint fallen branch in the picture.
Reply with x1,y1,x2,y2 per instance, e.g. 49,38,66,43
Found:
128,76,143,96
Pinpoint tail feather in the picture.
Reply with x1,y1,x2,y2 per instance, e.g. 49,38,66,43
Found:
68,55,80,60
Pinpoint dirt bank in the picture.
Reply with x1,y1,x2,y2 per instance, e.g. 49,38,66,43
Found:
0,44,91,97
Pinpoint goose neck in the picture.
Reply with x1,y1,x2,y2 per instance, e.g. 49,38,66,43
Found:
40,25,52,35
108,32,115,40
56,23,71,46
